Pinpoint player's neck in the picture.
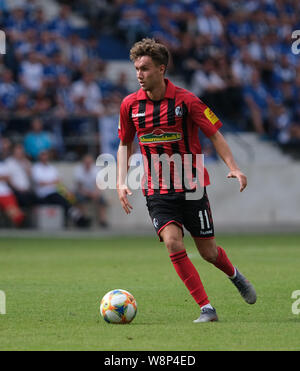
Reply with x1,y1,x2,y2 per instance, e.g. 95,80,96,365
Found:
146,79,166,101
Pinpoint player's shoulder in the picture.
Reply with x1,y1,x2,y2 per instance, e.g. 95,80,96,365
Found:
121,92,138,108
175,85,204,106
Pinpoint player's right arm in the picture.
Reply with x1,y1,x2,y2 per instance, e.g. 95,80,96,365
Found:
117,140,134,214
117,96,136,214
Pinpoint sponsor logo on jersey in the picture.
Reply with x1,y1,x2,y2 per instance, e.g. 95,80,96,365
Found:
204,107,219,125
139,129,182,144
132,112,146,118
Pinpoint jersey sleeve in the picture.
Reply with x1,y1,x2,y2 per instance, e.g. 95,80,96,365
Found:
189,97,222,137
118,98,136,143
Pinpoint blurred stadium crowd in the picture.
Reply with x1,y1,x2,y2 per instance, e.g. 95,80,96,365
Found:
0,0,299,152
0,142,109,228
0,0,300,227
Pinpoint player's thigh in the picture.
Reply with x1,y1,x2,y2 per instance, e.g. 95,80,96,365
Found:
146,193,184,243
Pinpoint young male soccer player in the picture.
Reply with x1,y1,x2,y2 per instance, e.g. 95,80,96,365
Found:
117,38,256,322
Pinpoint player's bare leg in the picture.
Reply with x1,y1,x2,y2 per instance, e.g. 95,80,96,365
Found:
194,237,256,304
159,223,185,254
160,224,218,322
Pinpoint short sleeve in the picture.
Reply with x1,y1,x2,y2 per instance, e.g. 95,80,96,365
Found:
118,98,136,143
190,98,222,137
73,165,82,183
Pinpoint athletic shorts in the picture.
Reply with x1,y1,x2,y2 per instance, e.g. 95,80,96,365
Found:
146,188,214,241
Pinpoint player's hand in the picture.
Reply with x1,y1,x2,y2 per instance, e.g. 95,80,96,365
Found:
117,186,133,214
227,169,247,192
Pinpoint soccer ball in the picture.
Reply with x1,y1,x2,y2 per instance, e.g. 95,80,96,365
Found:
100,289,137,324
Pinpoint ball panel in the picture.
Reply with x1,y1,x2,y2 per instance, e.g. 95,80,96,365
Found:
125,303,137,322
111,294,127,307
105,310,122,323
100,289,137,324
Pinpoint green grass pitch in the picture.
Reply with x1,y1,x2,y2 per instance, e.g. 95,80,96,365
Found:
0,234,300,351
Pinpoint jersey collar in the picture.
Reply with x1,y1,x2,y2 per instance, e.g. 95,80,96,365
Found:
136,78,176,100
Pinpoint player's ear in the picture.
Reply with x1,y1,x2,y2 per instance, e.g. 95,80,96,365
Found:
160,64,167,75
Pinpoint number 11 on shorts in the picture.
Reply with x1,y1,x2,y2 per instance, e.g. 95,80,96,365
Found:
199,210,210,230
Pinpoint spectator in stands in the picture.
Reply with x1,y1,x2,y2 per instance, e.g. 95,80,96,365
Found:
71,72,103,116
74,154,109,228
196,3,224,43
0,69,20,111
48,4,72,38
0,159,25,227
24,117,53,160
232,49,255,86
62,33,88,70
0,137,12,160
243,70,271,135
0,0,299,153
5,143,36,208
13,93,32,118
19,52,45,93
5,6,31,39
117,0,150,46
55,73,75,115
14,28,39,60
7,92,32,135
31,88,53,117
190,58,226,114
30,7,49,34
36,30,61,59
149,4,181,51
32,150,90,228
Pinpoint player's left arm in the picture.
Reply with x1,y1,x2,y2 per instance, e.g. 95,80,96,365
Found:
209,131,247,192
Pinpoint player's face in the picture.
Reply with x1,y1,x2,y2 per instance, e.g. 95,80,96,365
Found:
134,56,165,92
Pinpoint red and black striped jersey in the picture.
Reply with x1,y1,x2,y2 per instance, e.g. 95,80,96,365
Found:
118,79,222,196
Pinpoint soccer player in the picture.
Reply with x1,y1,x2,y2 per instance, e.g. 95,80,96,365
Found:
117,38,256,322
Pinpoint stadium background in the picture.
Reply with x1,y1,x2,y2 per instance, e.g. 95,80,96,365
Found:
0,0,299,233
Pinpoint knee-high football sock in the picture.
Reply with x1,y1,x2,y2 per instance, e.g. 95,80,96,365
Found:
170,249,210,307
213,246,236,278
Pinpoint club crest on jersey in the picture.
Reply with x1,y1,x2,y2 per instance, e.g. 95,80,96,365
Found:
153,218,159,228
175,105,183,117
139,129,182,144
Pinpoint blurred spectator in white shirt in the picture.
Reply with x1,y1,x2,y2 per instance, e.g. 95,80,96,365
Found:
196,3,224,41
5,143,37,208
74,154,109,228
19,52,44,92
32,150,90,228
70,72,103,116
190,59,226,98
